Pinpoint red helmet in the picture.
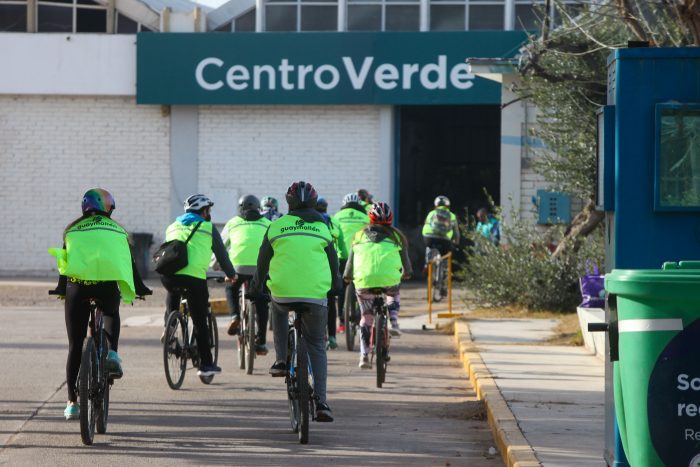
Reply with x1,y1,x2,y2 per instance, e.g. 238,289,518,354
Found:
369,202,393,225
285,181,318,210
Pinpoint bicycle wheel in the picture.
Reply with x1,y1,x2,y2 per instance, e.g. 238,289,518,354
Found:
375,312,387,388
163,311,187,390
79,336,97,445
245,302,256,375
96,331,110,434
298,341,310,445
237,299,247,370
432,262,443,302
200,310,219,384
286,329,300,433
344,284,357,352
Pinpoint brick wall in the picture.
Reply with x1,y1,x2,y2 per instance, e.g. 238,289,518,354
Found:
198,105,382,220
0,96,170,275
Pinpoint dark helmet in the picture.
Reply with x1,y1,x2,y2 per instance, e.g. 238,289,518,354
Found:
184,194,214,212
369,202,393,225
82,188,115,216
357,188,373,203
285,181,318,210
238,194,260,214
315,196,328,213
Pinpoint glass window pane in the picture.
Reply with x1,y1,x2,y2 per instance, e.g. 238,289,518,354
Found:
658,108,700,208
39,0,72,4
214,21,232,31
0,4,27,31
115,12,137,32
266,5,297,31
37,5,72,32
234,8,255,31
468,4,502,29
76,7,105,31
301,5,336,30
77,0,99,5
430,4,464,30
385,5,419,30
347,4,380,30
515,4,540,30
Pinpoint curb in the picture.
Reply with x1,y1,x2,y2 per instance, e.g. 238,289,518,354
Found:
454,321,541,467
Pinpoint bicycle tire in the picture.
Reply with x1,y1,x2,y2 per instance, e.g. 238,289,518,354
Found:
79,336,97,445
344,284,357,352
245,301,255,375
286,329,300,433
163,311,187,390
432,262,443,302
200,311,219,384
237,291,247,370
375,311,386,388
96,331,109,434
298,341,310,445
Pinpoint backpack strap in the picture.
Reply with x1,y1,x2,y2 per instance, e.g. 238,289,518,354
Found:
184,221,203,245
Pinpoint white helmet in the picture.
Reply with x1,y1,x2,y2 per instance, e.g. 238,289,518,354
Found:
184,194,214,212
434,195,450,207
343,193,360,205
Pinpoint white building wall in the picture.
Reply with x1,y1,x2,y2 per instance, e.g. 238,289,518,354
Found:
0,96,170,275
198,105,382,223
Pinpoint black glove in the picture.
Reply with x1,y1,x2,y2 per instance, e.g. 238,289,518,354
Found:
245,290,270,303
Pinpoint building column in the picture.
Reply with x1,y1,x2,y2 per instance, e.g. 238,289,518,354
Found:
500,74,523,230
338,0,347,31
378,106,395,211
419,0,429,31
256,0,265,31
504,0,515,30
170,106,199,219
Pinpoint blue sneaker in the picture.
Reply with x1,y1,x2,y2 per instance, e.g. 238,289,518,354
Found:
64,402,79,420
107,350,123,379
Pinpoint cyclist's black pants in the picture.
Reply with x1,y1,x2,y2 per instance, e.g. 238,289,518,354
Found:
160,274,214,367
224,276,270,344
424,237,452,256
336,259,348,325
65,280,120,402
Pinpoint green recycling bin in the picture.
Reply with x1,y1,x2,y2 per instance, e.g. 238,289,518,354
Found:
606,261,700,467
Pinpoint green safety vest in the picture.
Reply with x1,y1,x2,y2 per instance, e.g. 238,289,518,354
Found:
327,217,347,261
48,215,136,303
165,220,213,279
224,216,271,268
421,208,457,239
266,215,333,300
332,208,369,260
351,230,403,289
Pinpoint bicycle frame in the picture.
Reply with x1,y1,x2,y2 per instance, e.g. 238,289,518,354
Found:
288,312,317,410
426,251,453,324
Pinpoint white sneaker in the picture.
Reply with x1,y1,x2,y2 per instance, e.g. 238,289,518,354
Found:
359,354,371,369
390,320,402,337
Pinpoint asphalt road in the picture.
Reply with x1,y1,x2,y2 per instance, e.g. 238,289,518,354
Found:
0,291,500,466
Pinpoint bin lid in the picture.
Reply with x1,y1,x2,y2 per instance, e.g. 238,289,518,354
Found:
605,261,700,297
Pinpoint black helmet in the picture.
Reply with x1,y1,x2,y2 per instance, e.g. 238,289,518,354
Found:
315,196,328,213
286,181,318,211
238,194,260,214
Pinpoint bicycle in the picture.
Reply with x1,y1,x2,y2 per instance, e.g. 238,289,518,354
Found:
163,277,221,389
285,307,319,445
343,282,360,351
236,278,256,374
368,290,391,388
426,247,448,303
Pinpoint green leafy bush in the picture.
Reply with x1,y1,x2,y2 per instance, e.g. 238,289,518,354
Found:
461,215,604,312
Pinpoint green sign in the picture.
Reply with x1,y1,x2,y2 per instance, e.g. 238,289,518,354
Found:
136,31,526,105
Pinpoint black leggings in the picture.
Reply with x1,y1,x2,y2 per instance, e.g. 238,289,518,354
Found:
160,274,213,367
224,277,270,344
65,281,120,402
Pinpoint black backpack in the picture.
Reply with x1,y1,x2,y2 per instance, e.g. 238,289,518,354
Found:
152,221,203,275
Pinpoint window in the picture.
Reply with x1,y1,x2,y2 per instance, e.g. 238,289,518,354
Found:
385,4,419,30
266,4,297,31
430,4,465,30
347,4,381,30
214,21,232,32
515,3,540,30
468,4,502,29
0,0,27,32
234,8,255,31
301,5,337,30
37,0,107,32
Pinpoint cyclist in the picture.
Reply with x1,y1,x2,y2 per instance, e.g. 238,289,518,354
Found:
315,196,346,350
251,181,341,422
331,193,370,333
343,202,412,369
160,194,237,377
261,196,282,221
221,195,271,354
476,207,501,246
49,188,152,420
421,195,460,270
357,188,374,214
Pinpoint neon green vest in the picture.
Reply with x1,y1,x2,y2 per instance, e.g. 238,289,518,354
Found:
266,215,333,300
165,220,213,279
48,215,136,304
224,216,271,268
332,208,369,260
327,218,347,261
351,230,403,289
421,208,457,239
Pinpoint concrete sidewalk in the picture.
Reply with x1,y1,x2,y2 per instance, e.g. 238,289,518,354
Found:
452,317,606,467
